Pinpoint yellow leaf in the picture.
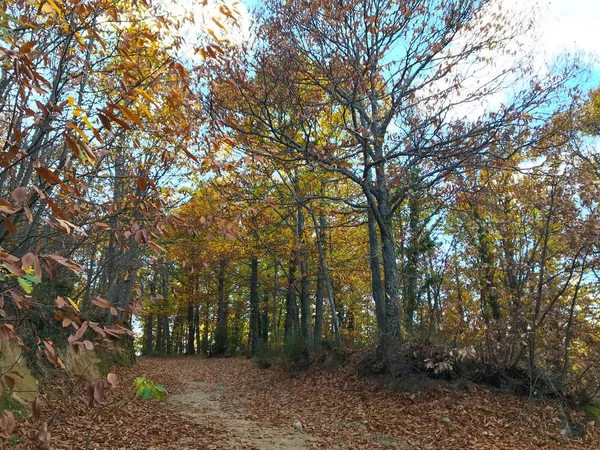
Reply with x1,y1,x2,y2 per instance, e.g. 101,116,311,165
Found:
132,88,156,104
66,296,79,312
66,122,89,144
81,114,95,132
68,96,74,107
46,0,64,18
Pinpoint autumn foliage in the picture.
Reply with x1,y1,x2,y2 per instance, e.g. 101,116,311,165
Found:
1,0,600,446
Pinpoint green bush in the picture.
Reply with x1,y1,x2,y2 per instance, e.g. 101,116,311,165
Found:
253,343,282,369
283,332,311,370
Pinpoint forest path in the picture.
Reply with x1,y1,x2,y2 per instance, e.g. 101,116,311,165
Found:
36,356,600,449
126,357,409,450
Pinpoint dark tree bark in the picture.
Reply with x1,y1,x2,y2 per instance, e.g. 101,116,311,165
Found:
284,254,298,344
194,305,201,355
186,301,195,355
202,295,210,355
249,256,260,356
144,314,153,355
296,184,312,347
155,315,163,353
314,270,324,348
215,259,228,355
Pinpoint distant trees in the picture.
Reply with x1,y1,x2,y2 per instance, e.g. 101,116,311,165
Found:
207,0,580,357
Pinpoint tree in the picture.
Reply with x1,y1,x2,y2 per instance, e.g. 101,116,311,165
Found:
211,0,578,355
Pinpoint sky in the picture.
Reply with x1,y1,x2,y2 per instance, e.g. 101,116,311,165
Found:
539,0,600,62
171,0,600,81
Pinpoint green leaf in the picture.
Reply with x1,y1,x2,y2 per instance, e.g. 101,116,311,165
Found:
141,386,153,400
24,273,40,285
17,277,33,294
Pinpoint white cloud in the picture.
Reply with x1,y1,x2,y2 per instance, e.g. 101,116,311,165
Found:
162,0,251,61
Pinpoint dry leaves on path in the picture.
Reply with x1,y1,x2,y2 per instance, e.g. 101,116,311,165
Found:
11,356,600,449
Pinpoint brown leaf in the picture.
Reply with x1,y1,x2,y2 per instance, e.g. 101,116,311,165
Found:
11,187,28,203
74,321,88,341
107,372,118,388
3,374,15,391
21,252,35,270
3,260,26,276
3,215,15,234
0,200,17,214
92,296,113,309
35,167,62,185
0,411,15,435
19,41,36,53
32,397,41,421
93,379,105,404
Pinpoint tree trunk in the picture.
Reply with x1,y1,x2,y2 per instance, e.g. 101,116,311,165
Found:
284,255,298,344
194,305,201,355
155,315,163,353
187,301,195,355
144,314,153,355
376,179,402,349
367,207,386,349
297,198,312,348
215,259,228,355
202,295,210,355
314,270,324,348
272,253,279,344
310,210,341,347
164,316,171,354
249,256,260,356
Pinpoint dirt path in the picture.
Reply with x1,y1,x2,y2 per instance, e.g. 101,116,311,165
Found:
20,356,600,449
169,381,314,449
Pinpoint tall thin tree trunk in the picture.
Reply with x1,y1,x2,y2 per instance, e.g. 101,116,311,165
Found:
194,305,201,355
284,255,298,344
310,210,341,347
530,184,556,372
249,256,260,356
314,270,324,348
297,196,312,348
187,301,195,355
272,254,279,344
202,295,210,355
155,315,163,353
144,314,153,354
215,259,228,355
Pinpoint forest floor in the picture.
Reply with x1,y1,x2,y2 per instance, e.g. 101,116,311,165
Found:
13,355,600,449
